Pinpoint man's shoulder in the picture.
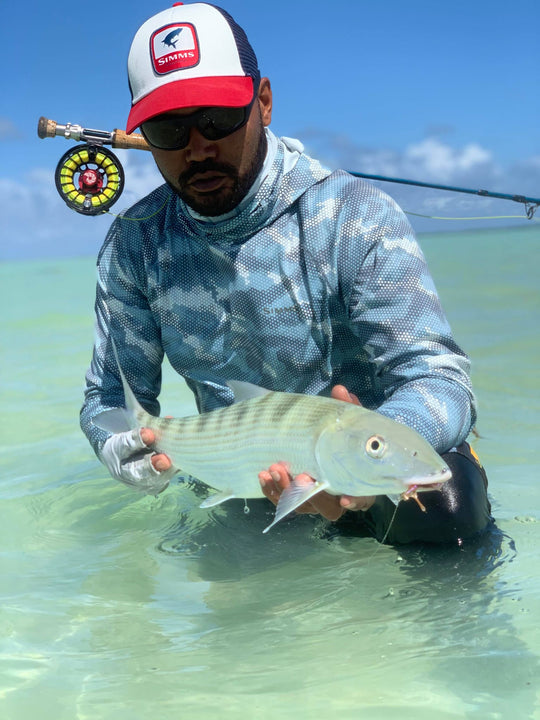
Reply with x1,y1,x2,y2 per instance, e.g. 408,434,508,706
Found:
300,168,403,220
309,168,392,200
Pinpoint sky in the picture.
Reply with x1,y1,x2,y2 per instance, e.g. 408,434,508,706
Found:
1,0,539,260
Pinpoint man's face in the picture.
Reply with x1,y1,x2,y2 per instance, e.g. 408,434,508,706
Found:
149,78,273,216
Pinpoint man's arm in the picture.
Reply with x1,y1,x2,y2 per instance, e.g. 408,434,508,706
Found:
258,180,475,519
80,220,174,490
338,184,476,452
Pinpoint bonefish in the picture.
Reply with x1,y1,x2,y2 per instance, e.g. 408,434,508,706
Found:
94,347,451,533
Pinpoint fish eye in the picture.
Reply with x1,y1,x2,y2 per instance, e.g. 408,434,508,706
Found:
365,435,386,458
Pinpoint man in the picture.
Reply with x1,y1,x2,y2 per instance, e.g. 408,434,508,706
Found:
81,2,492,544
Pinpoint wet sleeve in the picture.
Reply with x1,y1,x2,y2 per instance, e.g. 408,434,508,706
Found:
80,220,163,456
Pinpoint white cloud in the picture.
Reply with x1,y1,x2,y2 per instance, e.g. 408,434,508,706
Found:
0,152,163,261
0,171,112,260
404,138,493,181
111,149,163,209
0,117,22,140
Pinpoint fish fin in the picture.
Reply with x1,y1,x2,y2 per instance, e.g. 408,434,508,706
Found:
226,380,272,403
92,339,154,434
262,478,330,534
199,489,237,508
92,407,135,433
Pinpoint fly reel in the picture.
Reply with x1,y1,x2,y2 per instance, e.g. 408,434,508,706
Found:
38,117,150,216
54,144,125,215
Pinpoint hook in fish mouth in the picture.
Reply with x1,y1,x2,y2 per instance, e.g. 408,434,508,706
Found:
400,485,428,512
399,467,452,512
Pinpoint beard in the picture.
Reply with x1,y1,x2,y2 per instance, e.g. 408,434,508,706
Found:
167,127,267,217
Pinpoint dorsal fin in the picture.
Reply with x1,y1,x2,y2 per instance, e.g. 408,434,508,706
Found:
226,380,272,403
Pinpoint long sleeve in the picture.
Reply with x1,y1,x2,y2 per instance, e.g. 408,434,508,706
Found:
80,217,164,456
338,183,475,452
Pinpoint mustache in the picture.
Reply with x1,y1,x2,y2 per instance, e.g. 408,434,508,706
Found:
178,160,239,187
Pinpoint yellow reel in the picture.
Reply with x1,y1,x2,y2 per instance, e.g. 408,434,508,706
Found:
54,144,125,215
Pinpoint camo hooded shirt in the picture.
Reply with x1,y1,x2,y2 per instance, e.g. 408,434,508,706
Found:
80,130,476,457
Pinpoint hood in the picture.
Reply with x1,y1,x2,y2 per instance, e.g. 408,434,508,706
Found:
169,130,332,246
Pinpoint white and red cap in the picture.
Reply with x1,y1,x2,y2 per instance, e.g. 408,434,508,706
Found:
126,2,260,133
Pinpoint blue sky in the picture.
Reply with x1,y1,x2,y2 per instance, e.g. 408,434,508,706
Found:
1,0,539,260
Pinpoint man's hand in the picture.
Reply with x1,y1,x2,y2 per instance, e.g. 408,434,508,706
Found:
99,427,175,495
258,385,376,520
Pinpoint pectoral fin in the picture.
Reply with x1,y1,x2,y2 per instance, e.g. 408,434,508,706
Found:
199,489,237,508
263,478,330,534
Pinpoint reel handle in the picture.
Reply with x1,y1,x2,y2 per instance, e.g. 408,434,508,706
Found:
37,116,150,151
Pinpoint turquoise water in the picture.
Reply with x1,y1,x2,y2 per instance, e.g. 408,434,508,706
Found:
1,225,539,719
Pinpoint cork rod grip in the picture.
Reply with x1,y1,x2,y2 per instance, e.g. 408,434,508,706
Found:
112,129,150,151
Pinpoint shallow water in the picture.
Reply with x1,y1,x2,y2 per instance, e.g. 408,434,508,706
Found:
1,225,539,719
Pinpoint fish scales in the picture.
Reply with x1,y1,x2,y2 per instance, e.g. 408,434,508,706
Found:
141,392,331,496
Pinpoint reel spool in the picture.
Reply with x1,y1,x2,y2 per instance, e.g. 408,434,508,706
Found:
54,144,125,215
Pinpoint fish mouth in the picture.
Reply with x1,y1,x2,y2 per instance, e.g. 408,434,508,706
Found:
404,465,452,490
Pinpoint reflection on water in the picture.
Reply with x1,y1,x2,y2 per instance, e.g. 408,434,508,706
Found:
148,497,536,719
158,488,332,581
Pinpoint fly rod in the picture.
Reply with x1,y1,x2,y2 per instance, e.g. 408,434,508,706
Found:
38,116,539,219
347,172,539,219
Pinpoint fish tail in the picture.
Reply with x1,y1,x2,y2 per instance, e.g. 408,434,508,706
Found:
90,339,149,435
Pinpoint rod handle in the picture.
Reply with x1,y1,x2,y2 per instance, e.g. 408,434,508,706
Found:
37,116,150,151
112,129,150,151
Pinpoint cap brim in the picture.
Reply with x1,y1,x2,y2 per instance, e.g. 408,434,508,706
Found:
126,76,254,134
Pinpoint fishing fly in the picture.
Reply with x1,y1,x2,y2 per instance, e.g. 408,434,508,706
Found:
37,116,540,221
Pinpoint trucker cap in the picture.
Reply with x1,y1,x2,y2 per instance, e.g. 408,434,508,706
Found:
126,2,260,133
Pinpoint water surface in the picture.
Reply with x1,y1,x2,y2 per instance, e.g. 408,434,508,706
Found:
1,225,539,719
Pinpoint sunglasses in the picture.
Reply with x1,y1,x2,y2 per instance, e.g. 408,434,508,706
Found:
141,102,255,151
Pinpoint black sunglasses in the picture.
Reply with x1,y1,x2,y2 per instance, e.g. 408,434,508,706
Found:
141,100,255,151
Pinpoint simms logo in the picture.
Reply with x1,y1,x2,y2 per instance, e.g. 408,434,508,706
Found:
151,23,200,75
